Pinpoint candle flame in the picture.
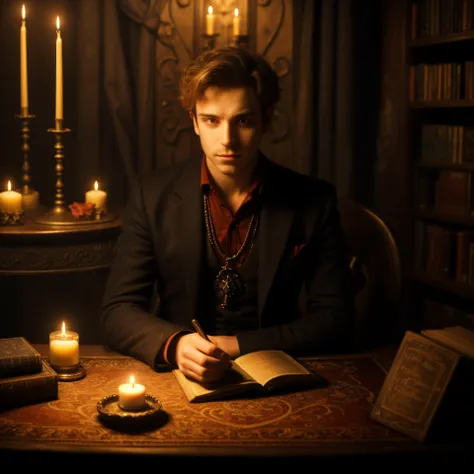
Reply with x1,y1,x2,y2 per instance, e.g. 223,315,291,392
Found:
130,375,135,387
22,5,26,20
208,5,213,14
7,181,11,192
56,16,60,30
61,321,66,335
94,180,99,191
234,8,239,17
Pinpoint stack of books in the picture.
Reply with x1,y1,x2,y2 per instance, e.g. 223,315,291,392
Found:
0,337,58,410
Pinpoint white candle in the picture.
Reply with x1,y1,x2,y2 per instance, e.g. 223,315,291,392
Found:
20,5,28,112
49,321,79,367
21,190,39,210
85,180,107,210
0,181,22,213
55,16,63,120
119,376,146,411
233,8,241,36
206,5,215,35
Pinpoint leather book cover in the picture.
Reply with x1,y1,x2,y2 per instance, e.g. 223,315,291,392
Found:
371,330,461,442
0,360,58,410
436,170,469,215
0,337,42,378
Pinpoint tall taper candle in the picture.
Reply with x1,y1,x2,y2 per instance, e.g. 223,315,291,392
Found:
20,5,28,112
55,16,63,121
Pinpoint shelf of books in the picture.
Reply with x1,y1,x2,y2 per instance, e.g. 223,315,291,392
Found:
409,0,474,330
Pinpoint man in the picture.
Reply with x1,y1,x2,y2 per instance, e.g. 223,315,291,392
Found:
100,47,354,384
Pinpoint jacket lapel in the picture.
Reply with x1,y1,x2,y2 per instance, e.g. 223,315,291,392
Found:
168,157,203,318
258,159,294,319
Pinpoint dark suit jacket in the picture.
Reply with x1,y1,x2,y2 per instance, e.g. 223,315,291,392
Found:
100,155,355,369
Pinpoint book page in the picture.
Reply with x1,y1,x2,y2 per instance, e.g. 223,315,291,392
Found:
234,350,313,388
172,363,259,402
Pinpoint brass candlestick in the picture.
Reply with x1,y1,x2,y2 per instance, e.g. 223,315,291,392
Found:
15,109,40,210
35,118,78,225
231,34,249,49
203,33,220,50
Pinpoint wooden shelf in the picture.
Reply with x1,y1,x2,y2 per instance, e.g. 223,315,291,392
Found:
416,162,474,171
413,210,474,227
409,31,474,48
412,271,474,300
410,100,474,109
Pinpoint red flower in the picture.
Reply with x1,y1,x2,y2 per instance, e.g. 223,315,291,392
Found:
68,201,96,218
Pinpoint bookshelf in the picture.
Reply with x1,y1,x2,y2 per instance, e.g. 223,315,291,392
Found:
408,0,474,332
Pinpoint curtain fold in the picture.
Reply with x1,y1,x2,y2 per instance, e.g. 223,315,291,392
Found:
315,0,354,198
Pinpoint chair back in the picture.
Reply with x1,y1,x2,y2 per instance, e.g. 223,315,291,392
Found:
338,197,402,350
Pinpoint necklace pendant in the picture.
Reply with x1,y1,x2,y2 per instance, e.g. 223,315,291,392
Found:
215,265,245,310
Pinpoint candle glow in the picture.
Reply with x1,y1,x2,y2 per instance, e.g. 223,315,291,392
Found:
49,321,80,368
233,8,241,36
119,375,146,411
20,4,28,111
206,5,215,35
85,180,107,210
55,16,63,120
0,181,22,213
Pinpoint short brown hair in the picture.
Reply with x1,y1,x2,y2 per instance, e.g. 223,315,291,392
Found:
179,47,280,118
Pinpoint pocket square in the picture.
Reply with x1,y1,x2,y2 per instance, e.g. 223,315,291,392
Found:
293,243,307,257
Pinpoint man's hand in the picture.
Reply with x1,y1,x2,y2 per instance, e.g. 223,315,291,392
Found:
209,335,240,359
174,333,231,383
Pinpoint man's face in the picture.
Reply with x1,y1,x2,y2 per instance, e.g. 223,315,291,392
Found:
192,86,263,181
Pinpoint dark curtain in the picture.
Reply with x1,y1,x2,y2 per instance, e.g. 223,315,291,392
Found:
295,0,381,204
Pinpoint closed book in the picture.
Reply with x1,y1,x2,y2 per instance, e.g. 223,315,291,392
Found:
0,337,42,378
371,328,474,442
0,360,58,410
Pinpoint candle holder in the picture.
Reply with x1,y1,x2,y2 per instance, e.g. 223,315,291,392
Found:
0,209,25,226
231,34,249,49
15,110,40,210
48,327,86,381
97,393,163,431
35,119,80,225
203,33,220,50
49,361,86,382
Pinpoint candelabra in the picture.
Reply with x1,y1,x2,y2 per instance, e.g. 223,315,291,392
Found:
15,109,39,210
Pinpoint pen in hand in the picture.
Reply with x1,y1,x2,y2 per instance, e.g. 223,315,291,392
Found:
191,319,233,366
191,319,212,343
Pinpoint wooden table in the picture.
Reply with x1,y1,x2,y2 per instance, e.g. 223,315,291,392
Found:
0,345,472,467
0,208,121,343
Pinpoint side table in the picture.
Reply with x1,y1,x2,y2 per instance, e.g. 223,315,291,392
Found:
0,207,122,344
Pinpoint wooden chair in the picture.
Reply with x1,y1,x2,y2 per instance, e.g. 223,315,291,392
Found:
338,197,402,350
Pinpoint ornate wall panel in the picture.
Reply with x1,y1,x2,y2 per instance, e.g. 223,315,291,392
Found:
256,0,293,171
153,0,294,170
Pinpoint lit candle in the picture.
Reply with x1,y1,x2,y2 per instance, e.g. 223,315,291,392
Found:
233,8,241,36
49,321,79,367
20,5,28,113
0,181,22,213
119,375,146,411
206,5,215,35
85,180,107,210
55,16,63,120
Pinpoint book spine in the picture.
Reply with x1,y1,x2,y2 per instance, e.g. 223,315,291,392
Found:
0,375,58,409
0,354,42,378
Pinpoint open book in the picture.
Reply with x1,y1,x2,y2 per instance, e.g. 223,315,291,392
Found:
172,349,326,403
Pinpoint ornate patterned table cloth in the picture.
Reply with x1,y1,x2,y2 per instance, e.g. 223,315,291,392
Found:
0,354,411,455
